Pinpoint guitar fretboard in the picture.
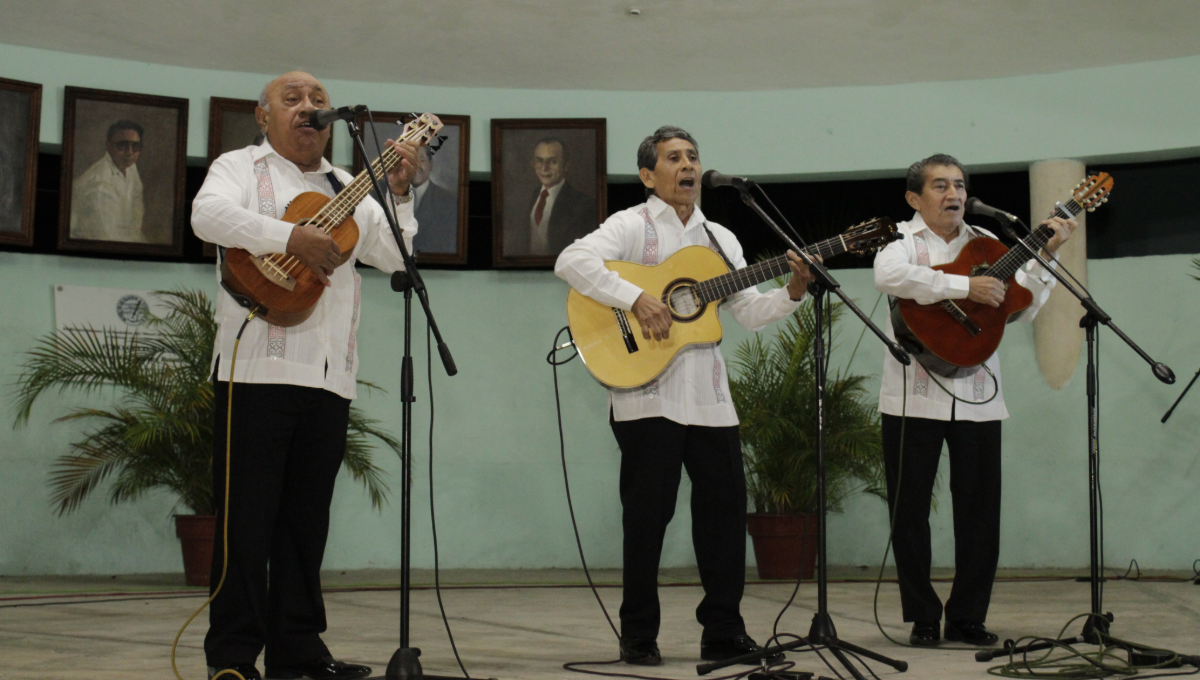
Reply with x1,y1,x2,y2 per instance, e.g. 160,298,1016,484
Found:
307,121,435,232
693,236,847,304
981,199,1081,281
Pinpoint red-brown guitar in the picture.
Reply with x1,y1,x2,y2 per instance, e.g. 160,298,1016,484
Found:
891,173,1114,378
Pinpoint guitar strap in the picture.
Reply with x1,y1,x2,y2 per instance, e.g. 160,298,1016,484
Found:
701,223,737,272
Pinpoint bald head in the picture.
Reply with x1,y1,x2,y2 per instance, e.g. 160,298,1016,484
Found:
255,71,331,172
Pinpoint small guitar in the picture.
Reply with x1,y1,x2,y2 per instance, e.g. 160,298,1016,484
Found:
220,113,443,327
567,218,899,388
891,173,1114,378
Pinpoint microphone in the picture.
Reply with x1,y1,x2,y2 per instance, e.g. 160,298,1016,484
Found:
307,105,367,131
701,169,752,189
965,197,1019,223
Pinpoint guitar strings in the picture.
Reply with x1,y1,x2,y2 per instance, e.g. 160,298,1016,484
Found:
261,119,435,280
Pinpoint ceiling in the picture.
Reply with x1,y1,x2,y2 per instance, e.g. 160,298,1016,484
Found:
3,0,1199,92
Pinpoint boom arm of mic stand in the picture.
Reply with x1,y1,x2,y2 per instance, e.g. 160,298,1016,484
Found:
736,185,910,366
997,217,1172,385
347,120,457,377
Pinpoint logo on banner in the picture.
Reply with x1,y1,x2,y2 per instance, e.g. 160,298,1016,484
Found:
115,295,150,326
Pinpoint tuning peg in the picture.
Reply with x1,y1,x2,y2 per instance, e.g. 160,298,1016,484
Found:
1087,207,1095,212
1101,197,1108,203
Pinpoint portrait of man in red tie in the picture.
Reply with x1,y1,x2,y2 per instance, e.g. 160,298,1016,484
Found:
525,137,597,256
491,118,606,267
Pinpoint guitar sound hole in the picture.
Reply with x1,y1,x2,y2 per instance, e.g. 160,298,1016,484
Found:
665,280,705,321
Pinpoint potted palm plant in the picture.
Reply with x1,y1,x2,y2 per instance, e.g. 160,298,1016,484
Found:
729,300,886,580
11,289,400,586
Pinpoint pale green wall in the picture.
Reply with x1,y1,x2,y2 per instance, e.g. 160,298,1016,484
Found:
3,42,1200,177
1,42,1198,575
2,253,1197,574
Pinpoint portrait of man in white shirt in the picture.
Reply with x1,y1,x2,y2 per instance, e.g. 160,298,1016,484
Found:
70,120,146,243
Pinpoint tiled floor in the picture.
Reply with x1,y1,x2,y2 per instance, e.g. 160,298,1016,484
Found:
2,568,1198,679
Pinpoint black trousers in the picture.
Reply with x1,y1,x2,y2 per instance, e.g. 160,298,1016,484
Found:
205,379,350,668
882,412,1002,623
609,415,747,642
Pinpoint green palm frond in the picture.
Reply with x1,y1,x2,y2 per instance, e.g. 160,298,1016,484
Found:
10,288,400,517
730,301,886,516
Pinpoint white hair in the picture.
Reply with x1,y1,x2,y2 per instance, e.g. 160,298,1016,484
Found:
258,82,270,111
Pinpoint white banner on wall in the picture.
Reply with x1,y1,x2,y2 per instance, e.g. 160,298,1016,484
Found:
54,285,171,335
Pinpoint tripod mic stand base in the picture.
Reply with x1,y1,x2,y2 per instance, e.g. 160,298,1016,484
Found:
384,648,480,680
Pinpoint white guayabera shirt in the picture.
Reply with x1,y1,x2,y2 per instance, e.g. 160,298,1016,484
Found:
70,153,144,241
192,140,416,400
555,194,803,427
874,212,1057,422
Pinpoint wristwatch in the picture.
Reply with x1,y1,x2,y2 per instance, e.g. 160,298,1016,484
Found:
393,186,415,204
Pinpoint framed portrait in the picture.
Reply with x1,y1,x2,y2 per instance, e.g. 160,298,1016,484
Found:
353,111,470,265
58,86,189,256
491,118,606,268
0,77,42,247
202,97,334,257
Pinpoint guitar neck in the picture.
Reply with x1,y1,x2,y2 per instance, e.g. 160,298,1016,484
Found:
982,198,1083,280
310,127,427,231
693,235,846,304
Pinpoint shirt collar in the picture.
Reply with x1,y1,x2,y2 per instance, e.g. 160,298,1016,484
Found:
252,138,334,175
647,194,706,230
909,210,979,244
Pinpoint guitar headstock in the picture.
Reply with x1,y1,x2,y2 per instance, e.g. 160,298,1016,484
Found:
842,217,900,255
401,112,444,146
1073,172,1113,213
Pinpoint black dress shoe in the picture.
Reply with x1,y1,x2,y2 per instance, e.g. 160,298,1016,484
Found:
700,634,784,664
944,620,999,646
264,656,371,680
909,621,941,647
208,664,262,680
620,637,662,666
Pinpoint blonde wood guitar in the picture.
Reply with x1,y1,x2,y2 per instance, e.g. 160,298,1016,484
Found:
220,113,442,327
566,218,899,388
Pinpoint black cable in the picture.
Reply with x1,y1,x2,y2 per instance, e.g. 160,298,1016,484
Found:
426,321,471,678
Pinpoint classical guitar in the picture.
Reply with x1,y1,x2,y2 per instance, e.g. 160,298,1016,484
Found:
220,113,443,327
567,218,899,388
891,173,1114,378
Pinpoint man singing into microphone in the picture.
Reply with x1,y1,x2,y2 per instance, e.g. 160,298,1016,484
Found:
192,71,425,680
556,126,815,666
874,153,1076,647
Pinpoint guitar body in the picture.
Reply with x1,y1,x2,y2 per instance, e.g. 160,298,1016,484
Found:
221,191,359,327
892,237,1033,378
567,246,731,388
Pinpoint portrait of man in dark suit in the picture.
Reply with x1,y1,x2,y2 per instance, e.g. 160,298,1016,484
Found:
524,137,597,256
412,144,459,255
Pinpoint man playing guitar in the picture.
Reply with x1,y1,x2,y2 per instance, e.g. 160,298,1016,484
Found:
555,125,814,666
874,153,1076,647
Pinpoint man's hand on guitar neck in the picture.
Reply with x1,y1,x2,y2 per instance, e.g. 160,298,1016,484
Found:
1040,215,1078,258
287,222,342,287
632,292,673,341
968,276,1006,308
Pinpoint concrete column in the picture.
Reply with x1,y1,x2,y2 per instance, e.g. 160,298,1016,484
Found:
1030,159,1087,389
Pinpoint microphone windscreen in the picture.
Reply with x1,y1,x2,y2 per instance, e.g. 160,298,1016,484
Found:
701,169,721,189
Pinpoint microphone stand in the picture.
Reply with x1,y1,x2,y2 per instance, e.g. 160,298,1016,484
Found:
699,181,910,680
344,118,462,680
969,211,1177,663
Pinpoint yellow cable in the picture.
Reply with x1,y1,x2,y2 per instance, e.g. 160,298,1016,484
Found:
172,309,257,680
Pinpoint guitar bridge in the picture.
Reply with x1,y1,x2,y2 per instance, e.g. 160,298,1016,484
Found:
613,308,639,354
940,300,982,336
252,255,297,291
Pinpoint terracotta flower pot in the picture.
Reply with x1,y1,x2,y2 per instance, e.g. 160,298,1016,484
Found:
746,513,819,580
175,514,216,587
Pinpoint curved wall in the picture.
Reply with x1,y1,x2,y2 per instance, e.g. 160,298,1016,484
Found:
1,42,1198,576
3,42,1200,177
